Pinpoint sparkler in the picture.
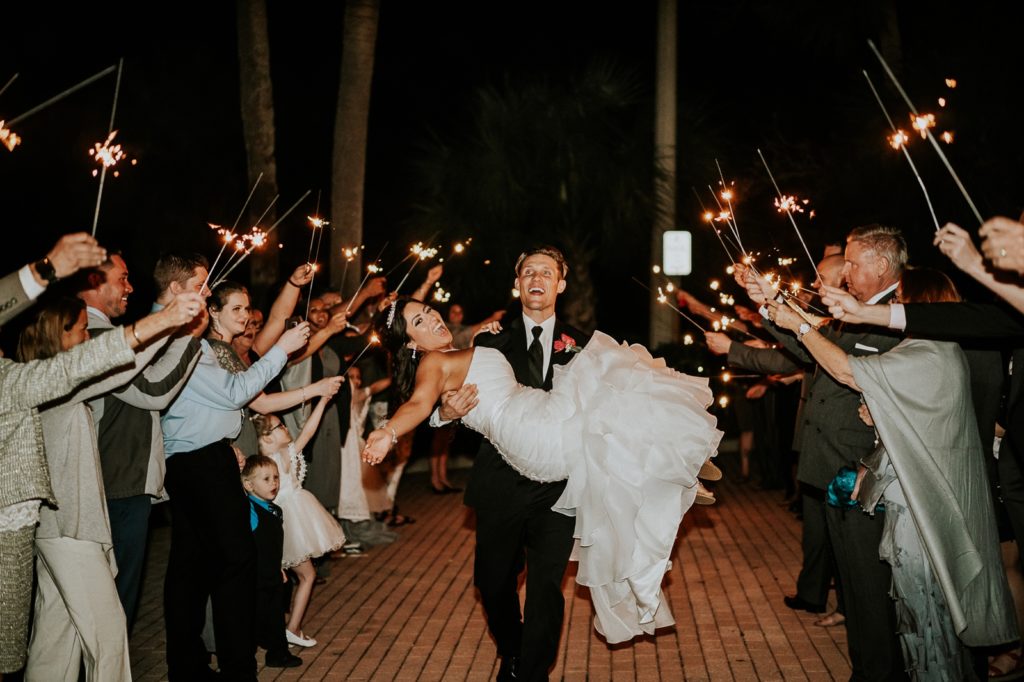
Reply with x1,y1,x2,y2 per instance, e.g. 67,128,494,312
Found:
691,186,737,266
344,242,389,314
756,149,821,284
7,64,117,128
393,242,439,293
867,39,982,224
212,191,312,287
0,73,17,99
209,193,278,289
715,160,748,257
863,71,940,232
200,173,264,294
338,245,363,298
90,59,124,237
341,334,380,376
304,191,329,320
632,277,707,332
0,121,20,152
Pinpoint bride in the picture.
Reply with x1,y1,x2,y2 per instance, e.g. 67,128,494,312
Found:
362,297,722,643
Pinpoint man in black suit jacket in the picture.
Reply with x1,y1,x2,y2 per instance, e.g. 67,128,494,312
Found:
743,224,908,681
436,246,589,682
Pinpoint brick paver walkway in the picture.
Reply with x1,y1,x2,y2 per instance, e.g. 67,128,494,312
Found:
129,461,850,680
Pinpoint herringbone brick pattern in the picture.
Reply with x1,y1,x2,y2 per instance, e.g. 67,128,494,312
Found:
129,468,850,680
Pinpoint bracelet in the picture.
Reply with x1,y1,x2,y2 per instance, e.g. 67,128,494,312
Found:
388,426,397,446
288,278,302,287
129,325,143,345
300,387,306,402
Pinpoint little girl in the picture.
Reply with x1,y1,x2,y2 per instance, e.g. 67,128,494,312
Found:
253,396,346,648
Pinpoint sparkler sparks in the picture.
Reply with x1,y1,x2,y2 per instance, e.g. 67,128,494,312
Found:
773,195,808,214
941,131,954,144
89,131,129,175
911,113,936,139
889,129,909,150
945,78,957,89
0,121,20,151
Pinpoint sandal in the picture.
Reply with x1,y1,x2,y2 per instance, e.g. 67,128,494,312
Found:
989,647,1024,679
698,459,723,481
813,612,846,628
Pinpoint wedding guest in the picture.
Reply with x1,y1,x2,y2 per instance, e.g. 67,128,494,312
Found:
738,224,907,680
979,215,1024,275
76,251,206,632
232,308,264,367
18,292,202,681
0,233,157,676
240,456,301,669
774,268,1017,676
160,293,312,680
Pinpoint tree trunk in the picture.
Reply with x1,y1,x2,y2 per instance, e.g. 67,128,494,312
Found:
331,0,380,296
236,0,279,295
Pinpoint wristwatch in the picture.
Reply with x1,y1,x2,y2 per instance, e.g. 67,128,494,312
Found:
797,322,814,341
33,257,58,284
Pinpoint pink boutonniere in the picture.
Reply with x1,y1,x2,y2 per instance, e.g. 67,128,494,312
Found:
553,333,581,354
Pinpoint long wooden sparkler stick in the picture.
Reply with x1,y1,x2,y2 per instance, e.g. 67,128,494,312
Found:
756,149,821,284
867,39,982,224
632,277,707,332
862,71,940,232
8,64,117,126
714,159,747,255
91,59,123,237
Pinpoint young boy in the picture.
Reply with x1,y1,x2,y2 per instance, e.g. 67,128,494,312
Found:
241,455,302,669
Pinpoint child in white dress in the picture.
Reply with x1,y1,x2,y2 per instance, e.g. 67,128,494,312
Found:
253,396,346,648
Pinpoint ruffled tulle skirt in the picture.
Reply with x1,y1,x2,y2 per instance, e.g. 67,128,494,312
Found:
277,488,346,567
548,332,722,643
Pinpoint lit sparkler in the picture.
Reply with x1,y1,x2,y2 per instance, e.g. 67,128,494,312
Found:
774,195,807,214
0,121,20,151
941,131,954,144
393,242,440,294
432,285,451,303
89,59,124,237
911,113,936,139
212,191,312,287
757,148,821,283
342,334,380,376
868,40,982,224
344,242,389,314
863,71,940,232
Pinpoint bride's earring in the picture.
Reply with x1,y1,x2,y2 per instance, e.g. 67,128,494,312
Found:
411,347,417,359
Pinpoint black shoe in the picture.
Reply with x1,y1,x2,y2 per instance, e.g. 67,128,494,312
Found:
783,594,826,614
265,651,303,668
443,484,462,493
496,655,519,681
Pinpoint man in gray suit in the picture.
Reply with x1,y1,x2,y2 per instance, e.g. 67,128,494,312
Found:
740,225,908,681
76,252,206,632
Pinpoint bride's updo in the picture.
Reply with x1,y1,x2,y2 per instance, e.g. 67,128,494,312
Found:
372,296,420,401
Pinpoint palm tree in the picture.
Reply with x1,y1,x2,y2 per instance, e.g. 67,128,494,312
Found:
236,0,280,293
330,0,380,295
411,62,663,333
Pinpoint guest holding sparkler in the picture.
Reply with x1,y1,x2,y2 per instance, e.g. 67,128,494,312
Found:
979,216,1024,276
774,269,1017,678
160,289,315,681
738,224,906,681
73,251,207,634
232,309,264,367
17,292,203,682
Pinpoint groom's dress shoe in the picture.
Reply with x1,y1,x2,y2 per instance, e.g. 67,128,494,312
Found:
783,594,827,614
496,655,519,681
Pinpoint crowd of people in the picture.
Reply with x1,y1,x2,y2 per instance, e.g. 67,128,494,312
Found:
691,216,1024,680
2,211,1024,681
0,235,444,681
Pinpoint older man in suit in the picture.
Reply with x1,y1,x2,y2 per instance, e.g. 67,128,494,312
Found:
435,246,589,682
741,224,908,681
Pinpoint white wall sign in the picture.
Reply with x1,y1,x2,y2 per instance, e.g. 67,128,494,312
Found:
663,230,692,276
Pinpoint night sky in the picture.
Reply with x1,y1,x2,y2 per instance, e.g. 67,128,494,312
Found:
2,1,1023,343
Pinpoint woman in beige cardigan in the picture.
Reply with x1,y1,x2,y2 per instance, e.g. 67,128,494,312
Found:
13,293,201,682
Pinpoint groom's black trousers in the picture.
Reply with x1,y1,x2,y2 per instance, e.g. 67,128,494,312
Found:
474,495,575,682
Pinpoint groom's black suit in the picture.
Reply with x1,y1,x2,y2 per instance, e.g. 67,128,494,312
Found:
464,313,590,682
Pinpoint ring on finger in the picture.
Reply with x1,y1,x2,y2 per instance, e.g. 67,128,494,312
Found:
1000,248,1008,258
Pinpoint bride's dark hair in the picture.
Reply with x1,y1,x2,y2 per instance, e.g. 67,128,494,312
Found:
372,296,420,402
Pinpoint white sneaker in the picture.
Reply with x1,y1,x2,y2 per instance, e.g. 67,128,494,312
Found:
286,629,317,647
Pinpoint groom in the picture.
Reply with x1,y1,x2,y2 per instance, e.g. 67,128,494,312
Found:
437,246,589,681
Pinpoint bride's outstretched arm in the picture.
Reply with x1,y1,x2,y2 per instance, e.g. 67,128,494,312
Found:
362,355,447,464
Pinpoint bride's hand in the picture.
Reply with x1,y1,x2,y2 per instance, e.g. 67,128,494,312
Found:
362,429,391,465
472,320,502,343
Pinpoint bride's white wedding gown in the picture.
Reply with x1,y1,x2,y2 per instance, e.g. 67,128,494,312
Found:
460,331,723,643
